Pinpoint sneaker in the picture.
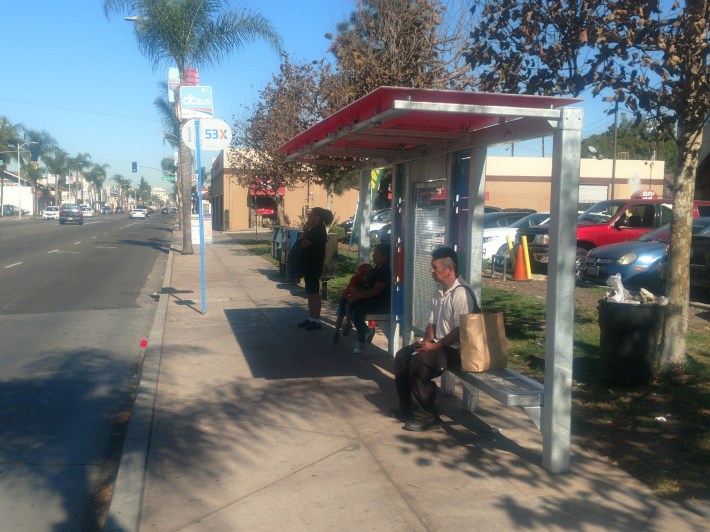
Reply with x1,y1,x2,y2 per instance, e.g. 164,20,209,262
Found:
304,321,323,331
403,416,443,432
332,332,340,344
353,343,366,354
365,327,376,344
341,323,352,336
297,319,310,328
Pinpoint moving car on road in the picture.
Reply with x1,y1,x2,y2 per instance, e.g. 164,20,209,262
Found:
101,206,113,214
59,204,83,225
81,205,94,217
42,206,60,220
129,207,147,220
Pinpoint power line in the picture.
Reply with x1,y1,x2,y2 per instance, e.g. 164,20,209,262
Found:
0,96,159,123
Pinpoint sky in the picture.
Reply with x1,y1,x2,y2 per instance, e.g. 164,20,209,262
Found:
1,1,615,191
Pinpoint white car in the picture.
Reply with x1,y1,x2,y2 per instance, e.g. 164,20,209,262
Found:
129,208,147,220
81,206,94,217
42,206,60,220
482,212,550,259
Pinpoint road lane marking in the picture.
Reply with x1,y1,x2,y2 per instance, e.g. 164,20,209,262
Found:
5,262,23,269
48,249,59,254
95,246,117,249
74,241,81,245
92,236,97,239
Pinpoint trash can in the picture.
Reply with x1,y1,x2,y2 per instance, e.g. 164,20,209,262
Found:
598,300,666,385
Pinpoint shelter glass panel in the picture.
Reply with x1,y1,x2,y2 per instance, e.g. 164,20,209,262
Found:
412,181,447,333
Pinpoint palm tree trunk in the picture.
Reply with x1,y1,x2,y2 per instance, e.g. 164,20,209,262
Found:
179,135,194,254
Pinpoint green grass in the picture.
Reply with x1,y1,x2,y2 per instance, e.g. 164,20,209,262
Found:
242,241,710,499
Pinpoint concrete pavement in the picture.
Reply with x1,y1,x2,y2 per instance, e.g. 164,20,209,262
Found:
107,230,708,531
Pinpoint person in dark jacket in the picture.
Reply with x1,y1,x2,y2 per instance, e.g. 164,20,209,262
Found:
348,243,391,352
297,207,333,331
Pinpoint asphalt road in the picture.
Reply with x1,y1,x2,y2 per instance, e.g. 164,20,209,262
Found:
0,213,173,531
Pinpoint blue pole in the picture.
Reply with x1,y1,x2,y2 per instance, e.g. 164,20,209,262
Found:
195,119,207,315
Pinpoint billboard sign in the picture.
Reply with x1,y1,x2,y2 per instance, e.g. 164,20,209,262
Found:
179,86,213,119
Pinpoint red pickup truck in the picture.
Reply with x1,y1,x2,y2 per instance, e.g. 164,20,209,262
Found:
520,198,710,272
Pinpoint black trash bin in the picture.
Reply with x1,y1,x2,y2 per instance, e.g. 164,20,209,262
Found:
598,300,666,385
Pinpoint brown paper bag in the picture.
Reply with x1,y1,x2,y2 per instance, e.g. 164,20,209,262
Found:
459,313,508,372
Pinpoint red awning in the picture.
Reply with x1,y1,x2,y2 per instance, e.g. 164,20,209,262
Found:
277,86,580,166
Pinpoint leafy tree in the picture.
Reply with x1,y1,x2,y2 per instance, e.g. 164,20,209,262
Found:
0,117,21,212
138,176,152,201
104,0,282,254
233,57,355,221
466,0,709,371
327,0,475,104
582,116,676,169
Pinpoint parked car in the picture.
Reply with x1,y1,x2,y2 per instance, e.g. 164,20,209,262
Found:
690,222,710,293
521,198,710,273
368,208,391,236
482,212,550,260
2,204,18,216
81,205,94,217
115,206,125,214
482,211,532,229
129,207,147,220
59,204,83,225
42,206,60,220
581,217,710,294
101,206,113,214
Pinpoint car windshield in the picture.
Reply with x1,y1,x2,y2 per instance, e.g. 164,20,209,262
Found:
509,212,549,229
578,200,627,223
641,219,710,243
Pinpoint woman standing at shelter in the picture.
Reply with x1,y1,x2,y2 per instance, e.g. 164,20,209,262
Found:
297,207,333,330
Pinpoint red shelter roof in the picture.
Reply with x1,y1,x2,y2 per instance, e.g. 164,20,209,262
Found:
278,87,580,165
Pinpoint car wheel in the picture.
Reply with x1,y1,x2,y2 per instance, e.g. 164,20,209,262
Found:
79,221,84,225
575,247,589,278
59,220,64,225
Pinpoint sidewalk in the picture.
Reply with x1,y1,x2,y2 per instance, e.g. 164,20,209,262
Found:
108,231,708,531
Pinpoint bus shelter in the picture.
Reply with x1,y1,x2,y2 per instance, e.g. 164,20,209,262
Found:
278,87,583,473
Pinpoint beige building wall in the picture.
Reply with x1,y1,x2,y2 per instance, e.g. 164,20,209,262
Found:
485,156,665,210
212,149,666,230
211,150,360,231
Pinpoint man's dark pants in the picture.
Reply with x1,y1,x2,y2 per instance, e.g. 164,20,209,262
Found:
350,298,387,343
394,344,459,422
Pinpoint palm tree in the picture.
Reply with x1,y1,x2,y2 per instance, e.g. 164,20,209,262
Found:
43,148,70,205
104,0,283,254
68,153,92,204
23,129,58,214
85,163,109,206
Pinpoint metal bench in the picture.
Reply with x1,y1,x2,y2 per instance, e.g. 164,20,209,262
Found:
441,367,544,429
364,313,395,356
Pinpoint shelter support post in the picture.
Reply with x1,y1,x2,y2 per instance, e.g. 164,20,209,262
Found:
357,168,373,264
543,107,583,473
464,147,487,300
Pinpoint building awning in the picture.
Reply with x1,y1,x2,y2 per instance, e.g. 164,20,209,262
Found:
277,86,580,166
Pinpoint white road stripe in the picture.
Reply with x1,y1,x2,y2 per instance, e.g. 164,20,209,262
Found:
47,249,59,254
5,262,23,269
74,241,81,245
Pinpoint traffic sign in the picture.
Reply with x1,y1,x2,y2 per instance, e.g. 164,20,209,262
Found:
181,118,232,151
179,86,213,119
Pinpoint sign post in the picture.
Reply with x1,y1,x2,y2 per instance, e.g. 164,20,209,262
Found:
179,85,230,315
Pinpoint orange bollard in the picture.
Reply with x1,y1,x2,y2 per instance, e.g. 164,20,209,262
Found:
513,244,529,281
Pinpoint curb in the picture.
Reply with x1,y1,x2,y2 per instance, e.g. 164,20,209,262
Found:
105,246,174,532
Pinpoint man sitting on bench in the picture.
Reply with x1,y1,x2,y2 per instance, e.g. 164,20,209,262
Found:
390,246,479,432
